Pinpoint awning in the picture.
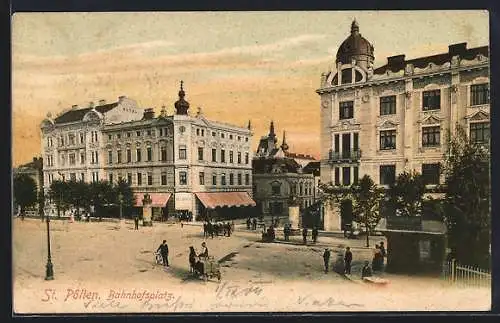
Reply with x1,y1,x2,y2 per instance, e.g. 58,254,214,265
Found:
195,192,256,209
134,193,171,207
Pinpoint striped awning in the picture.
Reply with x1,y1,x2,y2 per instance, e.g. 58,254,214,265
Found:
134,193,171,207
195,192,256,209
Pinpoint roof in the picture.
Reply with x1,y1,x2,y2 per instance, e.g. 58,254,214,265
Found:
374,45,489,75
252,157,302,174
134,193,171,207
195,192,256,209
54,103,119,124
303,161,320,176
285,152,316,160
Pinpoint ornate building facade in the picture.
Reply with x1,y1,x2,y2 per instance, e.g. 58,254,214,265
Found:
318,20,490,231
40,83,255,220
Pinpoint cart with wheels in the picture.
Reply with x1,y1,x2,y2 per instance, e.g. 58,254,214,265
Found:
194,256,221,281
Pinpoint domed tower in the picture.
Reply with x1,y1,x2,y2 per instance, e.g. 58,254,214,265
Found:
174,80,190,115
336,19,374,70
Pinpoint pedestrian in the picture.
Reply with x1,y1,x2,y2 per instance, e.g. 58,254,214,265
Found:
210,222,215,239
134,215,139,230
199,242,209,258
302,227,308,244
156,240,169,267
227,222,232,237
189,246,197,273
312,227,319,243
246,217,251,230
323,248,331,273
372,245,383,271
361,261,372,279
284,223,290,241
252,218,257,230
231,220,235,233
379,241,386,267
344,246,353,275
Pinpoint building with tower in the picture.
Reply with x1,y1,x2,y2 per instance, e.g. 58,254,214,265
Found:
253,122,315,220
40,82,255,221
317,20,489,231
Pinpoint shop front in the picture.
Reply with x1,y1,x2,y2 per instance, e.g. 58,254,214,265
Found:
195,191,256,221
134,192,172,223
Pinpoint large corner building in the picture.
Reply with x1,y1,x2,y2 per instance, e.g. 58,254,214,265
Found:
318,20,490,231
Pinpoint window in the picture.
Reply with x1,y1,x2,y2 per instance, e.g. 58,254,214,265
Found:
212,174,217,185
380,130,396,150
70,173,76,181
334,167,340,186
160,129,164,136
229,173,234,185
272,183,281,195
212,131,216,137
147,172,153,186
245,152,249,164
118,173,123,182
422,126,441,147
230,134,233,140
147,147,152,161
212,149,217,162
161,173,167,185
237,136,241,141
117,134,121,139
117,150,122,163
341,68,352,84
299,184,303,195
221,149,226,163
137,173,142,186
196,129,200,136
199,172,205,185
69,134,75,145
354,133,359,151
470,122,490,143
108,134,112,141
147,130,152,136
229,151,234,163
422,163,440,185
109,173,113,183
179,171,187,185
380,165,396,185
471,83,489,105
221,133,225,139
342,167,351,186
69,153,76,165
423,90,441,111
334,134,339,153
161,146,167,161
237,152,242,164
198,147,204,161
237,173,242,185
136,148,142,162
80,152,85,164
127,132,131,138
127,149,132,163
108,151,113,164
380,95,396,115
339,101,354,120
353,166,359,185
80,173,85,182
95,152,99,164
178,146,187,160
245,173,250,185
221,173,226,185
80,133,84,144
127,173,132,185
201,129,205,136
136,131,141,137
245,137,249,142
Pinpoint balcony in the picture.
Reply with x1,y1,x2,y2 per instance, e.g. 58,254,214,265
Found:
328,149,361,163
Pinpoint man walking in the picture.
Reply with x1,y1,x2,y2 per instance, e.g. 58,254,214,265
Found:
157,240,169,267
312,227,319,243
134,216,139,230
344,246,352,275
323,248,331,273
302,227,308,244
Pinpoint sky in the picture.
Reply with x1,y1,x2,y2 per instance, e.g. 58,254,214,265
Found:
12,11,489,167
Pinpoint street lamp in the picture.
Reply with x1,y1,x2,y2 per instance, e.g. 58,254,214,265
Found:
45,200,54,280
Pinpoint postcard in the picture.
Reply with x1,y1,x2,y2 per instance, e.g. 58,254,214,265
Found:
12,11,491,313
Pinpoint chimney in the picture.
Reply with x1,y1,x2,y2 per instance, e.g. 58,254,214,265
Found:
143,108,155,120
98,99,106,106
89,102,95,108
449,42,467,56
118,96,126,102
71,104,78,110
387,54,405,71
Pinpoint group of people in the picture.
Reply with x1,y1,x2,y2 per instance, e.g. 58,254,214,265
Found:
302,227,319,244
156,240,210,274
246,217,259,230
203,221,234,238
321,242,387,278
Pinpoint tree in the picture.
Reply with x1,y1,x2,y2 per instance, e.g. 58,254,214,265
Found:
114,179,136,218
13,174,38,219
388,171,426,217
442,125,490,268
48,180,69,217
350,175,384,247
89,181,114,221
66,180,91,217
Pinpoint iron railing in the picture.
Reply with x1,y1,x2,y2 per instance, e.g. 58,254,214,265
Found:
328,149,361,162
442,259,491,288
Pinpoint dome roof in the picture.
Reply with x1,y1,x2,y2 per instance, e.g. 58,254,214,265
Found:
336,20,374,65
174,80,190,115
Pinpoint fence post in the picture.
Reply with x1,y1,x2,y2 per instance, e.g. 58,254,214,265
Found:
451,258,455,283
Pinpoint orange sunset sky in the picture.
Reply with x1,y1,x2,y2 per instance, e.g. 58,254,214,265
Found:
12,11,489,167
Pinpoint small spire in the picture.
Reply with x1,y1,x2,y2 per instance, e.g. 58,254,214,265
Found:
247,120,252,130
281,130,289,152
269,121,275,137
351,18,359,34
196,107,202,117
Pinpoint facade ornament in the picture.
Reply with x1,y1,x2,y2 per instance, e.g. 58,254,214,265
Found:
451,55,460,67
404,64,414,76
405,91,412,99
451,84,458,93
196,107,203,117
362,94,370,103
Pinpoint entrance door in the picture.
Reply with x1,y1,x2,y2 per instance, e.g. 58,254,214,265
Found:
342,133,351,159
340,199,353,230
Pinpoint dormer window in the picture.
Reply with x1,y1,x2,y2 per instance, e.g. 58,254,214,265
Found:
341,68,352,84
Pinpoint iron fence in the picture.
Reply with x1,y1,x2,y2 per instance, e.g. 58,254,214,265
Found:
442,259,491,288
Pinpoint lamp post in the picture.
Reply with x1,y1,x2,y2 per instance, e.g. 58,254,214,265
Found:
45,200,54,280
118,192,123,220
